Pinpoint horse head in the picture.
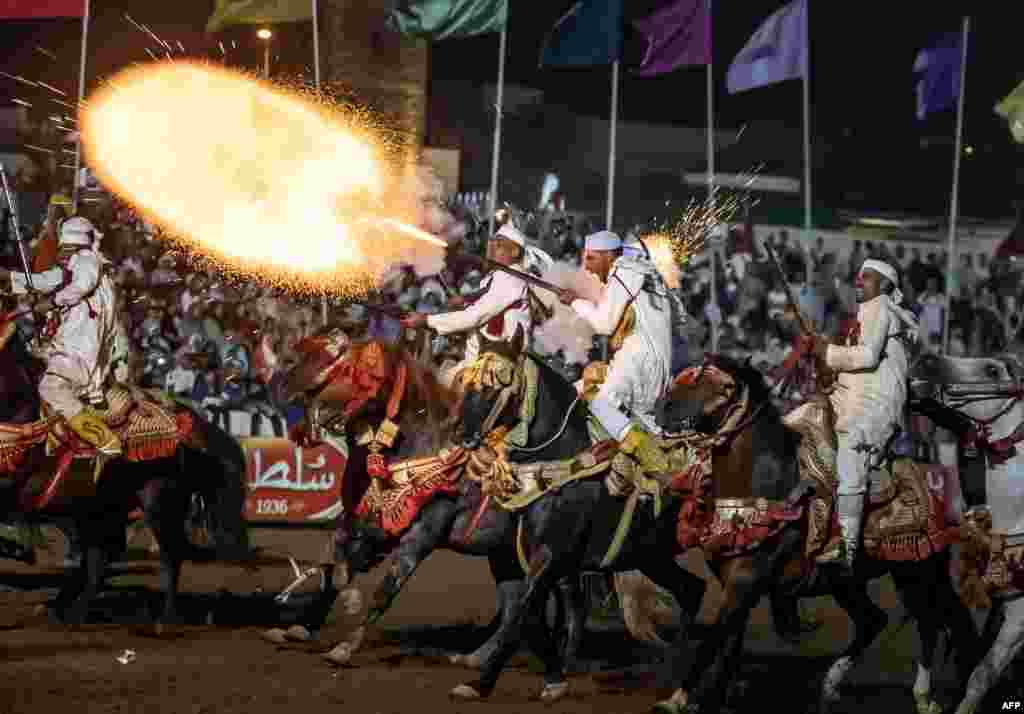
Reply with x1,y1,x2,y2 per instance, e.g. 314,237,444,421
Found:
0,314,42,424
657,353,768,434
910,352,1024,424
458,326,526,451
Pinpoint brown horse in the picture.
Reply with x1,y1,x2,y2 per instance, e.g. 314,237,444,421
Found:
633,354,979,714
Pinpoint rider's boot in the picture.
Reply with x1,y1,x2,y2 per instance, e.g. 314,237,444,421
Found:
836,493,864,578
618,425,669,477
69,411,122,456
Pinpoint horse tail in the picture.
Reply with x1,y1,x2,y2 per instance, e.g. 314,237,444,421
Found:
187,410,251,559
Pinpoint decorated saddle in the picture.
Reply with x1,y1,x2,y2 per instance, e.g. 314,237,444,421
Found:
783,398,958,563
957,507,1024,608
1,385,193,513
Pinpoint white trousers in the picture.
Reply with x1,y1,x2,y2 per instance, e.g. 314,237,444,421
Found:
835,430,871,496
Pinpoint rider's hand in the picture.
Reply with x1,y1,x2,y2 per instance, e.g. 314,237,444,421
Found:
558,289,577,306
400,312,427,329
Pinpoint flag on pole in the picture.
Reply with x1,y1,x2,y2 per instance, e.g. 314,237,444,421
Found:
387,0,507,39
632,0,710,76
995,79,1024,144
726,0,806,94
540,0,624,67
0,0,85,18
206,0,313,33
913,32,963,120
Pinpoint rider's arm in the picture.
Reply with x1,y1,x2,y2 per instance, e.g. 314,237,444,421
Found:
825,298,891,372
52,251,100,307
425,272,521,335
570,267,640,335
9,266,65,295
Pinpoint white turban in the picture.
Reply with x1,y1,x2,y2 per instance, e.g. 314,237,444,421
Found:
59,216,96,246
622,239,646,259
860,258,898,286
584,230,622,252
495,223,554,273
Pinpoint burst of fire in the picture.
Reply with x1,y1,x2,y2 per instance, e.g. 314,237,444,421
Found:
81,60,438,297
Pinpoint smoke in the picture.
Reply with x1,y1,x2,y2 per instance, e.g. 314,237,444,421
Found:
531,260,604,366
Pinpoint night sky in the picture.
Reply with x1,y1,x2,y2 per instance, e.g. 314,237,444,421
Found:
1,2,1021,218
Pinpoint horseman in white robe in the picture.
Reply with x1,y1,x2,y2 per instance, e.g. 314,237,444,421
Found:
559,231,682,478
0,217,127,455
807,258,919,573
401,223,544,382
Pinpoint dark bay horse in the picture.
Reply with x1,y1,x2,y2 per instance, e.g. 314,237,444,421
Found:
0,320,249,625
637,354,979,714
291,340,589,682
450,348,711,702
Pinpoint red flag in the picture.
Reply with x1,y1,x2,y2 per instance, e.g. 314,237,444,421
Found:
0,0,85,19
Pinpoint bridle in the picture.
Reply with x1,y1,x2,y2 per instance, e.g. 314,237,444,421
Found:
678,358,767,446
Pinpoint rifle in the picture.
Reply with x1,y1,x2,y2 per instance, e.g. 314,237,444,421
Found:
762,241,835,393
0,163,33,290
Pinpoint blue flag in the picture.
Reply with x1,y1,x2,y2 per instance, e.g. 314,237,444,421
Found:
913,32,962,120
726,0,806,94
539,0,624,67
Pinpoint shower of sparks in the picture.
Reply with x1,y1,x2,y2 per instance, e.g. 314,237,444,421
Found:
82,60,441,299
36,81,66,96
11,98,31,107
1,72,38,87
218,42,226,56
35,46,57,60
24,144,54,154
177,41,186,54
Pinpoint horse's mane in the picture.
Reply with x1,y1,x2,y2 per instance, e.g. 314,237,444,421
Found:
348,339,459,449
704,353,774,406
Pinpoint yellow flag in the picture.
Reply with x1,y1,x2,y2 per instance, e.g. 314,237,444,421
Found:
995,79,1024,144
207,0,313,33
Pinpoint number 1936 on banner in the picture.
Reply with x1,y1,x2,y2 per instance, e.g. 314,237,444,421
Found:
240,437,347,524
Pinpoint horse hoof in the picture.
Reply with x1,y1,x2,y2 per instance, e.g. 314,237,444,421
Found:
285,625,312,642
449,653,482,669
338,588,363,616
538,681,569,703
652,689,691,714
450,683,485,701
262,628,288,644
322,643,353,666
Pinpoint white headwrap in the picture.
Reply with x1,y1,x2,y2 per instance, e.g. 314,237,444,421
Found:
860,258,903,304
59,216,97,247
584,230,622,252
495,223,554,274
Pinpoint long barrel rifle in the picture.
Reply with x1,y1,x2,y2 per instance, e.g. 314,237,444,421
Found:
0,163,33,291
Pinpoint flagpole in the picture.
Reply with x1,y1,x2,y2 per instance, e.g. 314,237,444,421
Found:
801,0,812,286
71,0,91,212
705,0,718,353
606,60,619,230
486,26,508,238
313,0,328,325
942,16,970,355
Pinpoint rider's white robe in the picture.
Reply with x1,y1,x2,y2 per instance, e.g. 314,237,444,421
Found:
571,256,674,440
426,265,533,385
826,294,917,494
10,249,124,420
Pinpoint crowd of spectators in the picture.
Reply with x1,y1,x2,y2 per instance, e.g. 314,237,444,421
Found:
3,182,1021,432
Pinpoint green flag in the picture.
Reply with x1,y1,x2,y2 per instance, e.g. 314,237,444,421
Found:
387,0,507,40
207,0,313,33
995,79,1024,144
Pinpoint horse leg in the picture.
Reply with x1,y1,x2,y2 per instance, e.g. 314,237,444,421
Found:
62,541,109,625
450,552,523,669
818,577,888,714
953,597,1024,714
139,478,190,627
451,541,566,700
556,574,587,673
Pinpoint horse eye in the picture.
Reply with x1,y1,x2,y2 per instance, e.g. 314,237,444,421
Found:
986,365,1002,380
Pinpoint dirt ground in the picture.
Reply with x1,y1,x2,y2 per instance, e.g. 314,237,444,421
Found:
0,527,1015,714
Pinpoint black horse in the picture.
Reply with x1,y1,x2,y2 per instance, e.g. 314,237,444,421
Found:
635,355,979,714
450,349,709,701
307,340,589,680
0,324,249,625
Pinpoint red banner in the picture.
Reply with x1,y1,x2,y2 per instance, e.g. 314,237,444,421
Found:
0,1,86,19
241,437,346,525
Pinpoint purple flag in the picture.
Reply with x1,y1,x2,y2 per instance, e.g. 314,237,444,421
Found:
913,33,962,120
632,0,710,76
726,0,806,94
